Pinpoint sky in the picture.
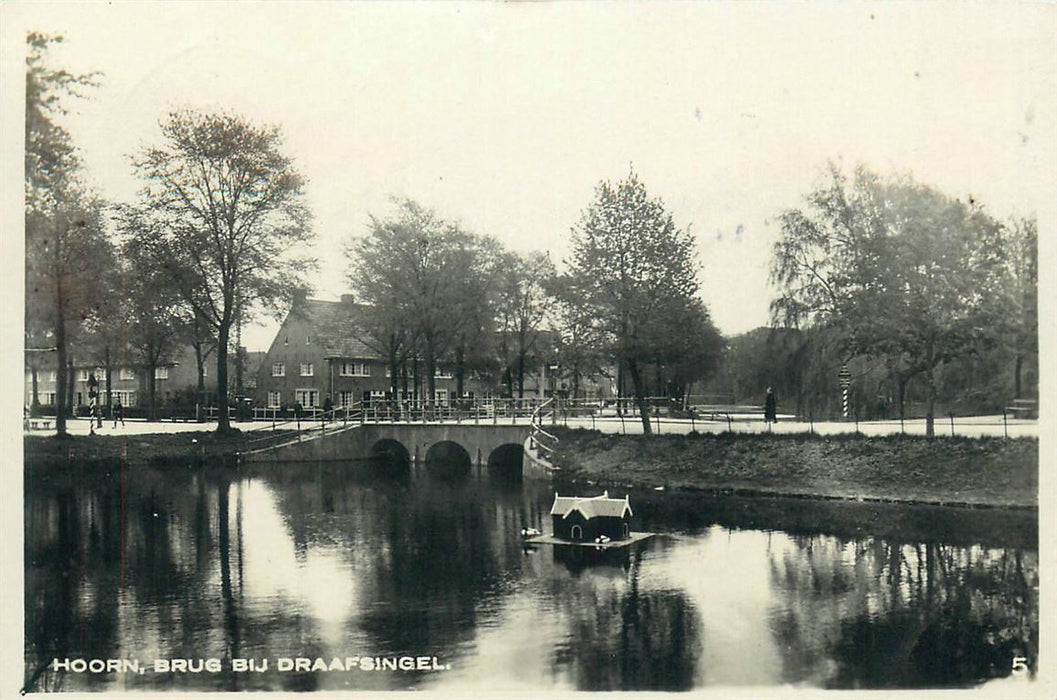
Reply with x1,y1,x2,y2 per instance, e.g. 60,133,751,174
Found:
3,2,1055,351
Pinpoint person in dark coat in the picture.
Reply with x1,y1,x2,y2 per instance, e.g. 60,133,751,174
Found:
764,387,778,423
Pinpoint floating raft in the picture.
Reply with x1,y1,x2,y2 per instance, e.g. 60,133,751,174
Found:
524,531,655,549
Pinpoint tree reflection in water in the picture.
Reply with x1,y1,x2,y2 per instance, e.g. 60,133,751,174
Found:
767,535,1038,688
23,459,1037,692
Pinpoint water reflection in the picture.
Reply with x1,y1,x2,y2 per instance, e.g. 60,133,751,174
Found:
23,459,1038,691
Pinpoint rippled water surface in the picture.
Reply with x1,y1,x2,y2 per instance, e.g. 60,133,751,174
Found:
24,458,1038,691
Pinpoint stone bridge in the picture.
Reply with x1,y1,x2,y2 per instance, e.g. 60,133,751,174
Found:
241,422,554,478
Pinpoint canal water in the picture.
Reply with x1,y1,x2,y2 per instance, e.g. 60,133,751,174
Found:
24,456,1038,692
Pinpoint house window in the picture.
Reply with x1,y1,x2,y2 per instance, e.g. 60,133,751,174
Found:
338,390,355,407
113,390,136,407
300,363,314,377
156,367,169,380
119,368,135,381
202,365,208,377
272,362,285,377
306,336,311,345
42,392,56,405
339,361,369,377
295,389,319,408
267,391,281,408
434,366,454,379
45,370,57,383
434,390,450,407
370,390,387,400
79,369,90,381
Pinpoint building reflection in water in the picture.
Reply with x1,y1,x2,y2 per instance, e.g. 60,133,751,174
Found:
23,459,1038,692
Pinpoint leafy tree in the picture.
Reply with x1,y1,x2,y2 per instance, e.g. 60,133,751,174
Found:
126,110,313,432
347,199,498,406
496,251,555,397
25,33,110,435
122,238,184,419
567,168,701,433
647,297,724,407
1001,217,1037,399
771,165,1009,436
547,275,609,401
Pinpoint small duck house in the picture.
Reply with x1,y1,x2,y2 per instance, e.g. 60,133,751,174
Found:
550,491,633,542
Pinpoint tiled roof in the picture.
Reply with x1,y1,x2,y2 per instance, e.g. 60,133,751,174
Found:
294,299,382,360
550,491,632,520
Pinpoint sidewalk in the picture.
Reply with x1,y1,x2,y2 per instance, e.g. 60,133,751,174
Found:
25,414,1038,440
24,416,278,437
549,414,1038,439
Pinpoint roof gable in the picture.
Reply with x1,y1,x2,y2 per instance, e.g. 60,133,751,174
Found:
286,299,382,360
550,491,633,520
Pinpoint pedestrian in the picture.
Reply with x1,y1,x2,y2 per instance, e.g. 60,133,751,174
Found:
113,398,125,427
294,401,303,427
764,387,778,424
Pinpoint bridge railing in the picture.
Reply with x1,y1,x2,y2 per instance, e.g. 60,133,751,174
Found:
529,398,559,462
241,402,367,452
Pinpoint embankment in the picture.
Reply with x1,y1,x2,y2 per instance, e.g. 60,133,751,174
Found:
24,431,255,468
550,430,1038,509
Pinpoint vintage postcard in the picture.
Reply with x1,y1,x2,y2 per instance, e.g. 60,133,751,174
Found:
2,2,1054,697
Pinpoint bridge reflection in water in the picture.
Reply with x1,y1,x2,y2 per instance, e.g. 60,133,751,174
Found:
24,454,1037,693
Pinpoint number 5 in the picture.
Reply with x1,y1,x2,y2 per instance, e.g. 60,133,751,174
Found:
1012,657,1028,675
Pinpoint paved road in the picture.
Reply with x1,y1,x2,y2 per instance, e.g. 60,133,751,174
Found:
24,416,278,437
542,413,1038,439
26,413,1037,439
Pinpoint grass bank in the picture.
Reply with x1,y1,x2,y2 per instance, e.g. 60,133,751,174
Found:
24,431,256,467
550,429,1038,509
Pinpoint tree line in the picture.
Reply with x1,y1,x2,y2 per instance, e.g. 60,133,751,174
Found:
26,35,312,434
25,35,1037,438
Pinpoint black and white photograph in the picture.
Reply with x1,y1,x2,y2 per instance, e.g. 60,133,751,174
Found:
2,2,1054,696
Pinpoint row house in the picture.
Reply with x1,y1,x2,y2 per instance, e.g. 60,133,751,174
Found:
253,295,617,411
23,344,258,411
253,295,495,411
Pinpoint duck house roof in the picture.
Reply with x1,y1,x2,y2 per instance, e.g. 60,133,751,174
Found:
550,490,633,520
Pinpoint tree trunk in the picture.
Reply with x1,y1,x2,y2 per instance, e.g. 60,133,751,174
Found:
897,374,907,421
412,355,420,406
31,366,40,410
424,337,436,407
517,351,525,399
53,221,69,436
626,359,652,435
55,329,68,433
147,365,157,421
389,343,399,400
924,371,936,437
1014,354,1023,399
104,346,112,413
235,320,244,396
216,321,231,432
455,343,465,398
66,358,75,419
194,342,206,394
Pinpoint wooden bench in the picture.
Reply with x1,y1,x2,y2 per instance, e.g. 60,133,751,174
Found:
26,418,53,431
1005,399,1038,420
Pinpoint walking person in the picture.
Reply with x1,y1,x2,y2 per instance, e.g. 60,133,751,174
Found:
764,387,778,424
113,398,125,427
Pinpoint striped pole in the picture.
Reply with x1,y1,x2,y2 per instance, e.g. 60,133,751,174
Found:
839,364,851,420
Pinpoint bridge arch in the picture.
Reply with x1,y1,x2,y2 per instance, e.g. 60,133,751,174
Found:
486,443,524,481
425,440,472,479
368,438,411,476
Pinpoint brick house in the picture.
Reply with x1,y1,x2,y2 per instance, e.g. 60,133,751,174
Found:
252,294,490,412
24,342,245,413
